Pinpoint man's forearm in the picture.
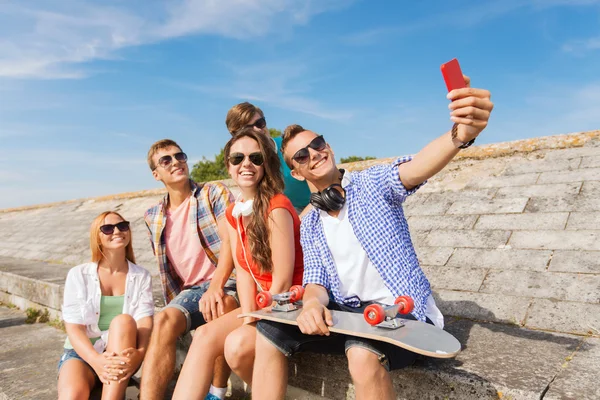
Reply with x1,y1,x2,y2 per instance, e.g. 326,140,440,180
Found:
303,284,330,307
399,130,460,190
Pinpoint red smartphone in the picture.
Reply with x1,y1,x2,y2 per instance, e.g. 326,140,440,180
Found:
441,58,466,92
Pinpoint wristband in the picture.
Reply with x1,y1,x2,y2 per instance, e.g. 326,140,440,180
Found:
451,123,475,149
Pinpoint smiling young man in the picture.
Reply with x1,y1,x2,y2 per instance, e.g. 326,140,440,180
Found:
226,102,312,216
140,139,237,400
250,78,494,399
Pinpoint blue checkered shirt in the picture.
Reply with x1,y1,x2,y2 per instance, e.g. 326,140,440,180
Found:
301,156,432,322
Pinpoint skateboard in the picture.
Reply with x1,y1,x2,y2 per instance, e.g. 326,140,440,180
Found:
241,287,461,358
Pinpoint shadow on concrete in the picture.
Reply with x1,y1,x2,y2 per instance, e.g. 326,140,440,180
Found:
439,300,588,353
0,317,26,329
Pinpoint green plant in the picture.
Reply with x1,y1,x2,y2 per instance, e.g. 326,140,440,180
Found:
25,307,41,324
340,155,376,163
49,316,65,332
0,301,18,309
38,308,50,323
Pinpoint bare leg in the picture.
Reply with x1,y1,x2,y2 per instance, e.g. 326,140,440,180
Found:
251,331,288,400
57,359,97,400
172,307,242,400
140,308,187,400
209,295,239,392
347,347,394,400
101,314,138,400
223,324,257,385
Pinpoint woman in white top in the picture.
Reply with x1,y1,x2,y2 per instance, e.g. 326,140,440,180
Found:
57,211,154,400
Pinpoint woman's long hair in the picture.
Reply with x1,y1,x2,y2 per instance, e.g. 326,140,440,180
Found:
90,211,136,264
224,128,284,274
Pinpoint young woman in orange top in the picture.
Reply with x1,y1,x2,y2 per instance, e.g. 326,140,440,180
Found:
172,127,304,399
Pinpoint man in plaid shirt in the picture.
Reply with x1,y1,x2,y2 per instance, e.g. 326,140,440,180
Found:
140,139,237,400
251,77,494,399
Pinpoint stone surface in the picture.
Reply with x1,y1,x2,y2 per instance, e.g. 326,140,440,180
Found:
475,212,569,230
407,215,478,230
446,197,528,215
566,211,600,230
503,157,581,175
525,194,600,213
468,173,540,189
495,182,582,198
447,248,552,272
480,270,600,303
509,230,600,251
414,246,454,266
420,265,488,292
440,319,584,400
433,290,531,325
580,155,600,169
525,299,600,336
543,337,600,400
538,167,600,184
548,250,600,274
425,230,511,248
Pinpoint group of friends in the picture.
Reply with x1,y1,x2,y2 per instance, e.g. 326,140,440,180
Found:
56,76,493,400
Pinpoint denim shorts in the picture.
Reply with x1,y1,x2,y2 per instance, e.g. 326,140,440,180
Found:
164,278,238,333
256,301,433,371
57,348,96,376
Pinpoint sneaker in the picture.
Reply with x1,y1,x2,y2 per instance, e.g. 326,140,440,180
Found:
204,394,221,400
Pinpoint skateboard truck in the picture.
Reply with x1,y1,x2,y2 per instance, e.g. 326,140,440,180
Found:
256,285,305,312
363,296,415,329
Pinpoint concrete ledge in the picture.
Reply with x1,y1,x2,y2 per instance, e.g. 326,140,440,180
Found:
3,257,598,399
287,318,594,400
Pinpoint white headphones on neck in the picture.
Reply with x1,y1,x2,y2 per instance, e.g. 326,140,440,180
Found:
232,196,263,292
232,199,254,218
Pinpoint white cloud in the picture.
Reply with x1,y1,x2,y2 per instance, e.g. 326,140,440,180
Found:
166,58,355,121
342,0,600,46
0,0,348,79
562,37,600,54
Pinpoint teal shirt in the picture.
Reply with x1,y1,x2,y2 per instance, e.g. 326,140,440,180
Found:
64,295,125,349
273,136,310,210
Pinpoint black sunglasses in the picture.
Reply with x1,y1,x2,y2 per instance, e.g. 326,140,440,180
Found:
99,221,130,235
156,152,187,169
228,152,264,166
247,117,266,130
292,135,327,165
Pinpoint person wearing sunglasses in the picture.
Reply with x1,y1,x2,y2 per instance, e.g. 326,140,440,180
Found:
141,139,237,400
225,102,312,217
251,76,494,400
58,211,154,399
172,128,304,399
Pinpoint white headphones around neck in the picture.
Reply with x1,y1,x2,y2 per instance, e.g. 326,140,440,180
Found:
232,199,254,218
232,197,263,292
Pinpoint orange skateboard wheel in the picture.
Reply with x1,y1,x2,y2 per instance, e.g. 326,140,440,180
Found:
364,304,385,326
394,295,414,314
256,291,272,309
289,285,305,302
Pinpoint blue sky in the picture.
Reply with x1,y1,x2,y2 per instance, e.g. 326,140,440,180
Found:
1,0,600,209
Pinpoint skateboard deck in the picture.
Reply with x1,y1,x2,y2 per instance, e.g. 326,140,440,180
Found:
241,308,461,358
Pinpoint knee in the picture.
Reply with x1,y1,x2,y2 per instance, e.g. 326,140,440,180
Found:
153,310,182,342
58,386,89,400
109,314,136,333
347,347,387,386
191,324,219,348
224,330,254,369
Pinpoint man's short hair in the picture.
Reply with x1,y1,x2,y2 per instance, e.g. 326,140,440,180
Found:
225,102,264,135
281,124,307,169
147,139,182,170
